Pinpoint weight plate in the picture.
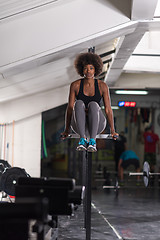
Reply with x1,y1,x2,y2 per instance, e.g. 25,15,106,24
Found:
0,159,11,169
0,160,11,191
143,161,150,187
1,167,30,196
0,163,5,174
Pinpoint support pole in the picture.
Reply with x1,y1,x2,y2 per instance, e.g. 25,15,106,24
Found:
84,151,92,240
84,46,95,240
66,134,113,240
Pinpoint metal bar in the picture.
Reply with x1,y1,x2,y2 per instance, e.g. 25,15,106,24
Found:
68,133,112,139
67,139,72,177
129,172,144,176
85,151,92,240
129,172,160,176
149,173,160,176
103,186,120,189
83,151,87,229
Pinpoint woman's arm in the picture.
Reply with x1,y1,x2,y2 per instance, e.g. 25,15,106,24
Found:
61,82,77,139
101,82,118,140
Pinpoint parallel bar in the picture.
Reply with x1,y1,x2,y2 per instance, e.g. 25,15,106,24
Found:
68,134,112,139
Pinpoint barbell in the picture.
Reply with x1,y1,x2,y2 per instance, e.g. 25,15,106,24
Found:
129,161,160,187
103,178,120,197
103,161,160,195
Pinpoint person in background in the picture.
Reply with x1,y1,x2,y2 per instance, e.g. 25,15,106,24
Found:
114,131,127,173
61,52,118,152
118,150,140,185
142,125,160,172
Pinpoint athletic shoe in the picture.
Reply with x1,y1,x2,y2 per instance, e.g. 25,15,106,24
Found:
87,138,97,152
76,138,88,151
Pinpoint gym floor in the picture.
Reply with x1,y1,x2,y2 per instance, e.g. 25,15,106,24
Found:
58,181,160,240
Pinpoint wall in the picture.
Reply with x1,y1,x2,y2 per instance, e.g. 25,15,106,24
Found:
0,84,70,177
4,114,42,177
0,85,69,123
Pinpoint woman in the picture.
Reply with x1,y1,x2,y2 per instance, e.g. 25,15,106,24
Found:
61,52,118,152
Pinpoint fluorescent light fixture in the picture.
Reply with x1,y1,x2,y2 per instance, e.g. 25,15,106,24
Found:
101,106,119,110
111,106,119,110
115,90,148,95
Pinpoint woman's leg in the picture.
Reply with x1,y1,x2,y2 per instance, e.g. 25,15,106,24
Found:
88,101,106,139
71,100,86,138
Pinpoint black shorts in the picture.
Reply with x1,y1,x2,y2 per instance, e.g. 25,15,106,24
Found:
144,153,156,166
121,159,140,170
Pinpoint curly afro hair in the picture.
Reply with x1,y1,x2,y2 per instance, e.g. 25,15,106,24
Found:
74,52,103,77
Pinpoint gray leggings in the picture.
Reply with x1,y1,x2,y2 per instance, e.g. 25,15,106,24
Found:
71,100,106,139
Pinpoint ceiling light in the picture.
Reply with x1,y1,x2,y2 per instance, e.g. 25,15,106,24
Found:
115,90,148,95
102,106,119,110
111,106,119,110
